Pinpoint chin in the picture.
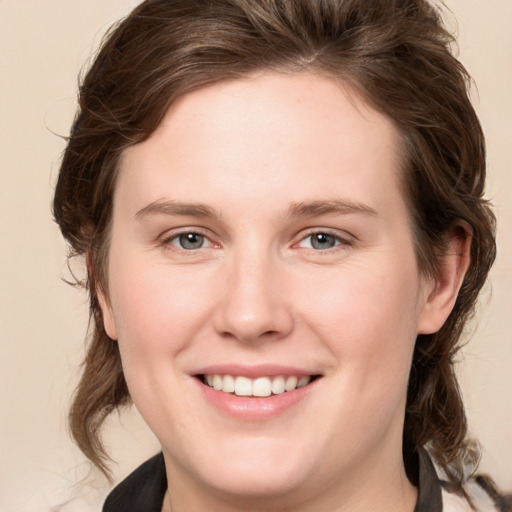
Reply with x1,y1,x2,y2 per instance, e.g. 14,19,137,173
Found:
200,461,309,502
170,434,315,500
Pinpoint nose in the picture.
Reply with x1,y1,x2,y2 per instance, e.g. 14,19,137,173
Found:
212,249,294,344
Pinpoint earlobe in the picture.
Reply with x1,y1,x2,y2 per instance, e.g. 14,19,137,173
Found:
417,224,472,335
97,287,118,340
87,250,118,340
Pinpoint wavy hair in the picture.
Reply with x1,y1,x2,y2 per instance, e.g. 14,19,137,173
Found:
53,0,496,485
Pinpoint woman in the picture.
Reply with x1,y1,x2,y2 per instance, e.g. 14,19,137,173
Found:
53,0,507,510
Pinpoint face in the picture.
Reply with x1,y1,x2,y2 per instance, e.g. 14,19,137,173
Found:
101,72,439,507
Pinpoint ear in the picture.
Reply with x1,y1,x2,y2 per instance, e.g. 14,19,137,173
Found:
87,250,118,340
417,224,471,335
97,287,118,340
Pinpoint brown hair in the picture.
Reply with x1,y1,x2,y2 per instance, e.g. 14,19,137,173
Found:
53,0,496,485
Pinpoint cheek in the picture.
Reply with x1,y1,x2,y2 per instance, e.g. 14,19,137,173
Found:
108,258,219,362
107,260,223,426
297,259,421,381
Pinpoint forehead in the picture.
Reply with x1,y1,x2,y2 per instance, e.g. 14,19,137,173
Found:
117,71,405,220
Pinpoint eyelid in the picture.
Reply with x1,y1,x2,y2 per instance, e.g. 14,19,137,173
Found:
159,227,219,249
293,228,356,249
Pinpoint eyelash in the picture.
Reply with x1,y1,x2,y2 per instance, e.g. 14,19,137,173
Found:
159,228,354,253
295,229,354,252
160,229,217,252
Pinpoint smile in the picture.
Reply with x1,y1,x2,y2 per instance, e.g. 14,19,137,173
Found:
201,374,315,397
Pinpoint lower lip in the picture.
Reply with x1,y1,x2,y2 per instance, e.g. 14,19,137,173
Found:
195,378,318,421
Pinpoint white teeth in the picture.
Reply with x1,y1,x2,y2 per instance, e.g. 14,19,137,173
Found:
297,376,311,388
252,377,272,397
222,374,235,393
285,376,298,391
271,376,286,394
234,376,252,396
203,374,314,396
213,374,223,390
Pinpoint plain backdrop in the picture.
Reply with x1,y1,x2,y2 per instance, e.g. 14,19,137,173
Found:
1,1,511,510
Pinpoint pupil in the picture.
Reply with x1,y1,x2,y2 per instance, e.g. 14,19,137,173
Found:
312,233,335,250
179,233,203,249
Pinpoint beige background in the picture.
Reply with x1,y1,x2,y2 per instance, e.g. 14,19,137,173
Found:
1,1,510,510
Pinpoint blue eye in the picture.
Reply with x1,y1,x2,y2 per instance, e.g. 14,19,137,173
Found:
173,232,207,250
309,233,338,250
298,232,344,251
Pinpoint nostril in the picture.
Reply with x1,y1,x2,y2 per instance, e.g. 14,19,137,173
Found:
211,284,294,344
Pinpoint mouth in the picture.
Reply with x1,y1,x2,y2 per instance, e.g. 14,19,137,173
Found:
198,374,320,397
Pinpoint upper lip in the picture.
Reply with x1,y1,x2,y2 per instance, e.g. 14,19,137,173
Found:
192,364,320,378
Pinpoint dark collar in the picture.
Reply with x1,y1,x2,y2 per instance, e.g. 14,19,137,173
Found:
415,447,443,512
103,449,443,512
103,453,167,512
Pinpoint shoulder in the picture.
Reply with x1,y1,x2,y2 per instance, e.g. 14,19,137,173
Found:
422,448,510,512
442,477,508,512
102,453,167,512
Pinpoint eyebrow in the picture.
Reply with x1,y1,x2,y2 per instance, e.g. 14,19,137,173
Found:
135,198,377,222
135,200,221,221
287,199,377,218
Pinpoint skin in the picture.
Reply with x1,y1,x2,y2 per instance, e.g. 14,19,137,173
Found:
99,72,470,512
